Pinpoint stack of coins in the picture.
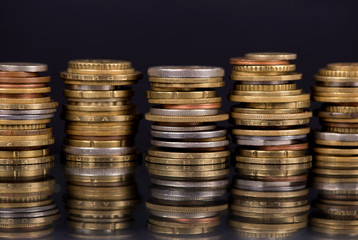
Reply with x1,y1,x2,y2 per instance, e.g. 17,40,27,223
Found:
0,63,59,238
311,63,358,237
145,66,230,238
227,53,312,238
60,60,142,237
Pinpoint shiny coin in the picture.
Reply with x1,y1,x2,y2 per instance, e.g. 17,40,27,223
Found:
0,62,48,72
148,66,224,78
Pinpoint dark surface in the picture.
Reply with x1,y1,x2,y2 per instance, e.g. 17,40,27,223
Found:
1,1,358,239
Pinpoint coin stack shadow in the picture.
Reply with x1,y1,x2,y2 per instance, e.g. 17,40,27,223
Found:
144,66,230,238
311,63,358,237
60,60,142,238
227,53,312,238
0,63,59,238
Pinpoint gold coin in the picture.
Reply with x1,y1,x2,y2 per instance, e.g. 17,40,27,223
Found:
319,68,358,77
145,156,227,165
146,162,226,171
0,133,52,140
326,127,358,133
0,227,54,239
67,208,133,218
67,68,135,75
0,138,54,147
66,198,140,210
228,220,307,231
64,80,137,86
230,72,302,81
0,123,47,130
66,161,137,168
230,204,310,214
237,169,307,178
315,139,358,146
145,113,229,123
0,155,53,165
68,220,132,230
64,154,137,162
0,198,53,208
314,74,358,82
65,104,133,112
0,119,50,125
64,89,134,98
65,138,131,147
65,113,137,122
148,168,230,179
314,96,358,102
0,178,54,192
148,223,216,235
0,101,58,110
314,147,358,155
146,90,216,99
245,52,297,60
236,155,311,164
230,93,310,103
232,64,296,72
232,119,310,126
313,86,358,93
236,162,312,171
67,121,135,127
243,101,310,109
148,97,221,104
0,87,50,94
147,149,230,159
231,89,302,96
232,199,308,209
66,123,134,131
0,97,50,104
151,82,224,89
149,77,222,83
0,148,49,158
0,214,60,229
146,202,227,213
68,59,132,70
325,105,358,113
239,149,306,158
232,228,295,239
148,217,220,229
312,168,358,176
67,185,137,200
232,128,310,136
66,129,134,137
327,62,358,71
313,176,358,183
231,107,302,114
234,83,297,91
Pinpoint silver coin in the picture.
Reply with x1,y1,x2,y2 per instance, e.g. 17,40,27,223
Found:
235,139,299,146
151,188,226,201
65,84,118,90
317,81,358,87
151,140,229,148
318,111,358,118
0,208,59,218
235,184,306,192
63,145,137,155
149,108,219,116
315,132,358,142
149,209,217,219
0,62,48,72
150,178,229,188
235,135,306,141
64,167,134,176
235,81,290,85
0,109,56,115
148,66,224,78
0,203,56,213
151,124,216,132
0,114,54,120
313,182,358,191
150,129,226,139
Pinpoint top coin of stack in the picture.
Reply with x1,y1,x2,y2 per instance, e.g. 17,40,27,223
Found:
311,63,358,237
228,53,312,239
60,59,142,237
145,66,230,237
0,63,59,238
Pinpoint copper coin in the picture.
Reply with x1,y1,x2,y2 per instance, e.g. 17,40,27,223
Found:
163,103,221,109
69,136,130,140
0,76,50,84
230,57,289,65
0,71,38,77
257,143,309,151
0,128,52,136
0,83,46,88
0,93,43,98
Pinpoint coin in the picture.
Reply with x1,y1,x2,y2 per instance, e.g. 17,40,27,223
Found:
245,52,297,60
0,63,48,72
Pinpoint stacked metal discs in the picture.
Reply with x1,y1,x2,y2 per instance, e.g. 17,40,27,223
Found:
227,53,312,238
311,63,358,237
145,66,230,237
60,60,142,237
0,63,59,238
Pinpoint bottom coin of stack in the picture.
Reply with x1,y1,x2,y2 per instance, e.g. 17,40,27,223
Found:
311,62,358,238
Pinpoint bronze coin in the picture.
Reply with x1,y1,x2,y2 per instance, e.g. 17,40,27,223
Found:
257,143,309,151
230,57,289,65
171,216,220,224
0,71,38,77
0,93,44,98
0,128,52,136
0,76,50,84
162,103,221,109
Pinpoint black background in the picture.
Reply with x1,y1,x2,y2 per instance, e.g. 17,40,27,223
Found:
0,0,358,239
